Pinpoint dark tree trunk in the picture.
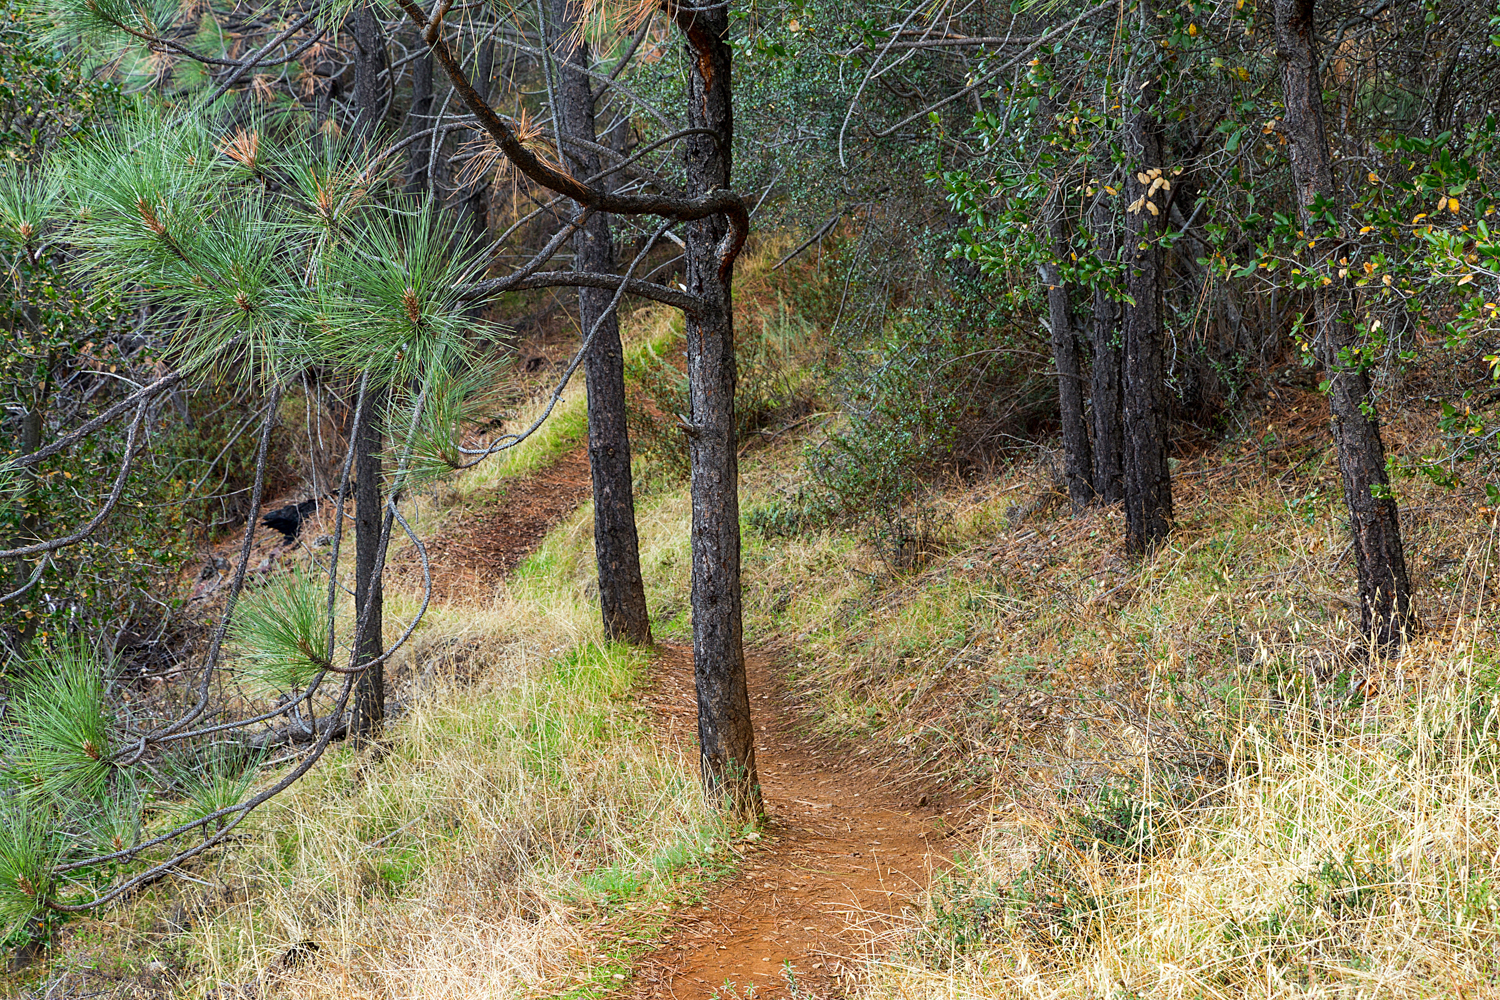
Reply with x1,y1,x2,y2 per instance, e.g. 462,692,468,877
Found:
678,7,762,819
349,386,385,744
1121,14,1173,556
1042,192,1093,508
463,41,495,244
349,3,386,142
403,48,434,193
8,390,44,649
1089,198,1125,504
547,0,651,644
350,11,387,743
1274,0,1412,648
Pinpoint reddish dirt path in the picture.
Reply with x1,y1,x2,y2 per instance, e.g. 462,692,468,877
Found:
389,446,593,602
634,646,960,999
384,438,962,996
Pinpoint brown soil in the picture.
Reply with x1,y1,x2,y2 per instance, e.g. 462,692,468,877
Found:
389,445,594,603
632,645,961,999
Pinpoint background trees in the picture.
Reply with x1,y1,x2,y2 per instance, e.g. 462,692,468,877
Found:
2,0,1500,952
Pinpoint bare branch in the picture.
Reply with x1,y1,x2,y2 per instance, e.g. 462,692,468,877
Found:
462,268,704,313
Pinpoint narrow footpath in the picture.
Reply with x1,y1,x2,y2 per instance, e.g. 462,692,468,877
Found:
633,645,960,999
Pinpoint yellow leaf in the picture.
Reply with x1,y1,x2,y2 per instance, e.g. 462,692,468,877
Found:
1383,274,1393,285
1458,273,1474,285
1411,213,1427,223
1146,201,1160,216
1136,172,1150,184
1367,172,1380,184
1359,225,1373,233
1188,22,1198,35
1447,197,1461,213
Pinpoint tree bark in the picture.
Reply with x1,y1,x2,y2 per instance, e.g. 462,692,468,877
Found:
1042,191,1093,509
403,47,434,193
1121,9,1173,555
1089,197,1125,504
349,2,386,142
1274,0,1412,648
679,6,762,819
350,14,387,743
547,0,651,645
349,386,385,744
462,40,495,245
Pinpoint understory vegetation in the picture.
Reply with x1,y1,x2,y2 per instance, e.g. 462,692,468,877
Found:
5,0,1500,993
3,226,1499,997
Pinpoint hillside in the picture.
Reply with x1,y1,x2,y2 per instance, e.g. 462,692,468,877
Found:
5,241,1498,1000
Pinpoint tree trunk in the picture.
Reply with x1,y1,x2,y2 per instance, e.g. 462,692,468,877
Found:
349,2,386,142
403,48,434,193
1089,197,1125,504
1042,191,1093,509
349,386,385,744
463,41,495,245
350,19,387,743
547,0,651,645
1274,0,1412,648
1121,11,1173,555
679,8,762,819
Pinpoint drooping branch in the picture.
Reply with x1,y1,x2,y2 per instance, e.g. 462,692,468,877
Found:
461,268,705,313
8,371,182,470
394,0,748,252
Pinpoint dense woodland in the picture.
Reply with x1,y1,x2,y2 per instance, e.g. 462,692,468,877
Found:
2,0,1500,994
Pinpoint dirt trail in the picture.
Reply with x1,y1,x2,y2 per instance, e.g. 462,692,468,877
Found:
633,646,959,999
389,445,593,602
403,440,961,996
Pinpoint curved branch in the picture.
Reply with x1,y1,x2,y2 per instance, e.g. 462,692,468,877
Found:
9,372,181,470
462,269,705,313
0,401,148,559
871,2,1112,139
394,0,747,230
203,11,322,103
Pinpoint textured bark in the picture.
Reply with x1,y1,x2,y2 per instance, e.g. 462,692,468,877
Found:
349,387,385,744
350,21,387,743
349,3,386,142
1089,199,1125,504
462,41,494,244
1274,0,1412,648
547,0,651,644
403,48,434,193
1121,14,1173,556
679,7,762,819
1042,193,1093,509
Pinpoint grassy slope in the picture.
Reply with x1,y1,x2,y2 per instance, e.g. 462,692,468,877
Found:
17,246,1500,999
460,247,1500,997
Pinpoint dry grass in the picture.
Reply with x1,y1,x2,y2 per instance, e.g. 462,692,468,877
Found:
167,587,725,999
721,392,1500,996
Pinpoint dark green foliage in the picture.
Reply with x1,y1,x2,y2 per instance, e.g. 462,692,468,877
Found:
0,0,117,165
1063,780,1166,861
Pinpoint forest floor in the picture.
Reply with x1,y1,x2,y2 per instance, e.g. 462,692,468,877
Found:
631,645,961,999
429,444,967,998
166,420,962,1000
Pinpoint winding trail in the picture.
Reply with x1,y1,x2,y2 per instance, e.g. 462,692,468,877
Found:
403,438,964,996
633,645,959,999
